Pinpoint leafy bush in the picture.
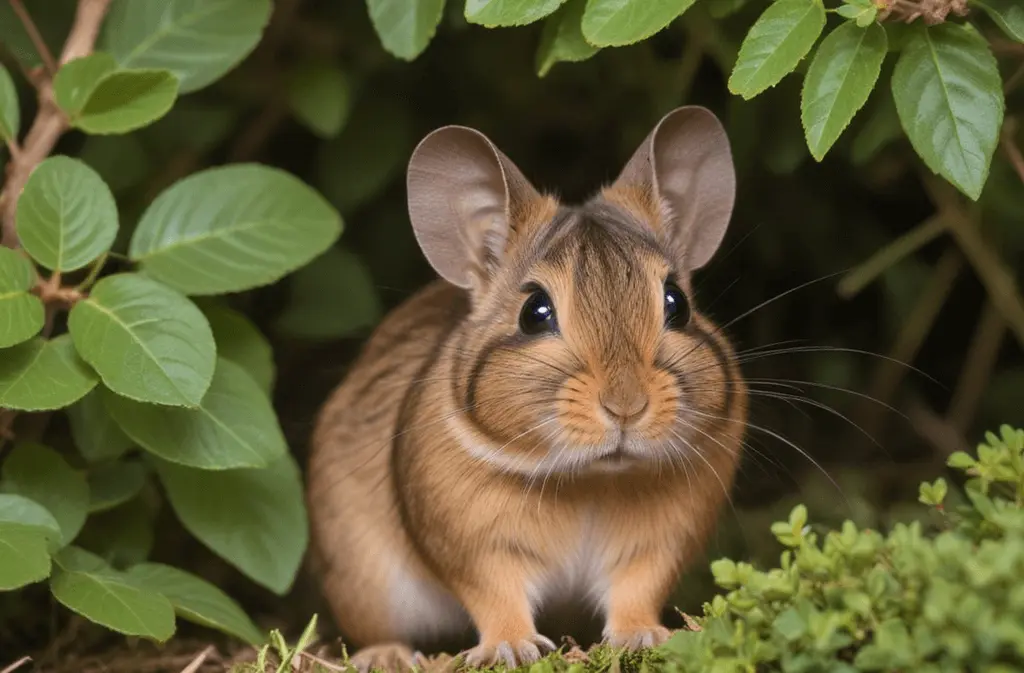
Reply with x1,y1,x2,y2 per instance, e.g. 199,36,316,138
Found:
367,0,1021,202
0,0,338,647
659,425,1024,672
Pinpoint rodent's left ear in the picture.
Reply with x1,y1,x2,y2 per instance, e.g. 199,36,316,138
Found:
613,106,736,271
406,125,540,290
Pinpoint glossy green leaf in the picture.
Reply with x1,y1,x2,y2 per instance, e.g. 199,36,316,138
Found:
0,522,52,590
103,0,271,94
275,247,382,340
156,454,308,595
728,0,826,99
536,0,599,77
0,247,44,348
801,22,887,161
973,0,1024,42
287,62,350,139
103,358,286,470
582,0,696,47
88,461,147,514
53,53,119,117
0,336,99,411
15,156,119,272
201,305,275,395
0,63,19,143
0,493,62,544
892,23,1004,200
1,443,89,546
129,164,343,296
74,69,179,135
67,390,135,464
126,563,264,644
366,0,447,60
68,274,216,407
50,546,175,641
466,0,566,26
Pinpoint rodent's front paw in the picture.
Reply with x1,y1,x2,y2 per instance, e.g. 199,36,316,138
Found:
461,634,557,669
603,625,672,650
350,643,428,673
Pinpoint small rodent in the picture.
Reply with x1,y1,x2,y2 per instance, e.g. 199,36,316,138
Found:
307,106,748,671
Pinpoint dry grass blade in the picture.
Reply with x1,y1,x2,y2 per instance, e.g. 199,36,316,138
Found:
0,657,32,673
180,646,217,673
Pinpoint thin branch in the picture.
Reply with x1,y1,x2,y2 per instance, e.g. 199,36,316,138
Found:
1000,118,1024,186
0,0,111,249
923,175,1024,350
0,657,32,673
948,299,1005,434
837,214,946,299
8,0,58,75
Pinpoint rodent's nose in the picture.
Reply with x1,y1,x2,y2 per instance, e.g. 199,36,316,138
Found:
599,390,649,425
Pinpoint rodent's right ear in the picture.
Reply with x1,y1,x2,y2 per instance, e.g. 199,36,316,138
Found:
406,126,539,290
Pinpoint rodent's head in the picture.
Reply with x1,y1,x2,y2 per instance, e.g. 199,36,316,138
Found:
407,106,743,477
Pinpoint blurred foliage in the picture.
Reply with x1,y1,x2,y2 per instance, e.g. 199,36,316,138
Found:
0,0,1022,665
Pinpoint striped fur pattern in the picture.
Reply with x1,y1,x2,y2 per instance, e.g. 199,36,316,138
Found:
307,106,748,671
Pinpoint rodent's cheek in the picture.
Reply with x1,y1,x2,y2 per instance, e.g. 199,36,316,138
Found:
636,368,682,442
554,372,606,447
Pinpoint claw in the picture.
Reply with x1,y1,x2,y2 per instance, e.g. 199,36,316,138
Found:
461,633,557,669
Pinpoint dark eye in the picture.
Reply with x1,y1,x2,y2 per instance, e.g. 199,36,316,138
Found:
664,281,690,329
519,288,557,335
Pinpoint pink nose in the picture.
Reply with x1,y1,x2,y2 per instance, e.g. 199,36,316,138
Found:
600,391,649,425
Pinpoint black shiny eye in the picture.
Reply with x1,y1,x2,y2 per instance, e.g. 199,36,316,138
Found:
664,281,690,329
519,288,557,335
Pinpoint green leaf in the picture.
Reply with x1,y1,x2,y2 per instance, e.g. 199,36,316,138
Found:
581,0,696,47
68,273,216,407
1,443,90,547
15,156,119,272
88,461,147,514
728,0,826,100
972,0,1024,42
129,164,343,296
366,0,447,60
103,0,272,94
801,22,887,161
536,0,600,77
287,62,351,139
50,546,175,641
74,69,179,135
274,247,382,340
0,62,19,143
201,305,275,396
0,336,99,411
0,522,52,590
466,0,566,26
892,23,1004,201
315,96,413,215
0,493,63,543
67,390,135,464
53,53,119,117
837,3,877,26
103,358,286,470
126,563,264,645
0,247,44,348
155,454,308,595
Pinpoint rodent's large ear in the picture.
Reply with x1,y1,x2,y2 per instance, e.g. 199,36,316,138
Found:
613,106,736,271
406,125,540,289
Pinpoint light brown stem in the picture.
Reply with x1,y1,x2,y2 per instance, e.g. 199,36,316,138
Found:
1001,119,1024,186
0,0,112,249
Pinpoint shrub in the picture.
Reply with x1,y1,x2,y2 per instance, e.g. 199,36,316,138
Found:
659,425,1024,672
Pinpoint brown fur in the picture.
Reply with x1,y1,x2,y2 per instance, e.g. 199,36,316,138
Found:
307,108,747,671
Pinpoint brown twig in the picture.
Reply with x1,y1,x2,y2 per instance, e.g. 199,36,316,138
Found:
0,656,32,673
178,646,216,673
0,0,113,249
947,300,1005,434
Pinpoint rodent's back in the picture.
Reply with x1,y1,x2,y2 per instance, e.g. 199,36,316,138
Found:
306,280,469,644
